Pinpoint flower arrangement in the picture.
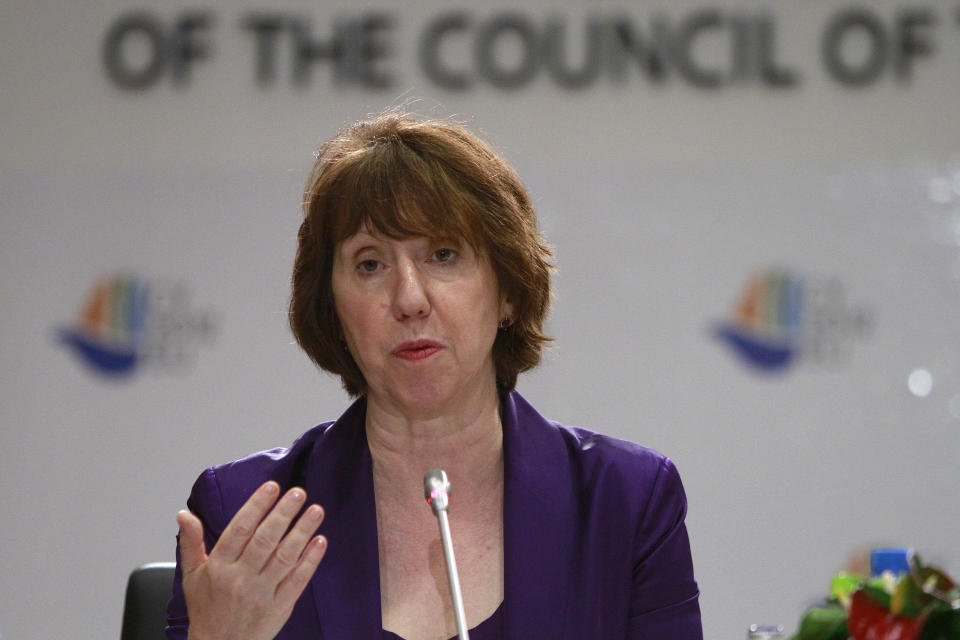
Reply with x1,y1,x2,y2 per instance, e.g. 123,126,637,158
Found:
790,554,960,640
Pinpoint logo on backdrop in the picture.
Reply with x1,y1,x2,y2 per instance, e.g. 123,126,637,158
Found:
713,269,872,373
58,274,218,378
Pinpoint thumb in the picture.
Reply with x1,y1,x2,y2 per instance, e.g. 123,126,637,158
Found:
177,509,207,575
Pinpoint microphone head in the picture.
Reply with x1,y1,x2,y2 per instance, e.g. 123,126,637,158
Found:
423,468,450,514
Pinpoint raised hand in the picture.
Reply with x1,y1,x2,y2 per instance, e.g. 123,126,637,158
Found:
176,481,327,640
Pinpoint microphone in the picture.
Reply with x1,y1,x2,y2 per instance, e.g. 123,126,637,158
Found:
423,469,470,640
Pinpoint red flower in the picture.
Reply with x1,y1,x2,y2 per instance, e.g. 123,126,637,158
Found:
848,590,927,640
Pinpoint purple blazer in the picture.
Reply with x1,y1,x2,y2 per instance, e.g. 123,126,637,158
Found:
166,392,702,639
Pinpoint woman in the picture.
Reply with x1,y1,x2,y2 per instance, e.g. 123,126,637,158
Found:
166,112,702,640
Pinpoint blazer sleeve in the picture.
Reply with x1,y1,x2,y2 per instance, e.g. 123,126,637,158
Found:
627,457,703,639
165,467,228,640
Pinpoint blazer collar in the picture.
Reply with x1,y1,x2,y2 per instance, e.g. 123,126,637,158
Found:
501,392,575,639
303,392,575,639
304,397,382,640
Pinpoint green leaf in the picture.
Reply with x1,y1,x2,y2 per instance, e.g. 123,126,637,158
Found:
792,605,848,640
864,582,893,609
893,573,928,617
831,573,864,609
919,608,960,640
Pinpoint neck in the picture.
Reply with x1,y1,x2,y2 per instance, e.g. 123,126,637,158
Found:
365,386,505,508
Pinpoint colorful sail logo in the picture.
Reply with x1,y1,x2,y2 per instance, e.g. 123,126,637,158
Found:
59,276,149,375
714,270,804,371
58,274,217,378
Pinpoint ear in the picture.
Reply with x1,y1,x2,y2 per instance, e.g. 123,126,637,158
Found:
499,298,514,324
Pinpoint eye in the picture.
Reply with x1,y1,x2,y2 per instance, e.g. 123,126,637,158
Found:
431,248,457,263
357,259,381,273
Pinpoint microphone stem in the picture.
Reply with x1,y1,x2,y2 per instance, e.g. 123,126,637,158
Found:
436,508,470,640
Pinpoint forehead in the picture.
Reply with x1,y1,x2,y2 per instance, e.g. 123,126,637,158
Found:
336,225,473,255
329,199,484,256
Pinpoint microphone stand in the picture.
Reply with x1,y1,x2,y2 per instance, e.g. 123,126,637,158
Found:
423,469,470,640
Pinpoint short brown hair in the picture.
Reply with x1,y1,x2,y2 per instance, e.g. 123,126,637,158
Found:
290,111,553,396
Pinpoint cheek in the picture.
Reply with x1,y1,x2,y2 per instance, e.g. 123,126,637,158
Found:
332,285,366,345
459,283,503,340
336,296,375,344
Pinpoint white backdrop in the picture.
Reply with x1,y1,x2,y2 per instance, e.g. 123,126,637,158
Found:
3,1,960,639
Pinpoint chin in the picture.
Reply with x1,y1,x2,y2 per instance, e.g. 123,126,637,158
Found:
379,366,497,417
386,376,470,418
397,384,452,414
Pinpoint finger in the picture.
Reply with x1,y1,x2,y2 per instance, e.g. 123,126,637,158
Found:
212,481,281,562
177,509,207,575
239,487,307,572
275,536,327,605
261,503,325,581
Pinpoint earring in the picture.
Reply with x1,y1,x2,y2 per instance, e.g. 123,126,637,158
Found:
499,316,512,330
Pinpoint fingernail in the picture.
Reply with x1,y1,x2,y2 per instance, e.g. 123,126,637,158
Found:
308,505,323,520
263,482,279,496
289,489,304,501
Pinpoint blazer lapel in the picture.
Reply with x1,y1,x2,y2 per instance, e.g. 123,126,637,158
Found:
304,397,383,640
502,392,576,639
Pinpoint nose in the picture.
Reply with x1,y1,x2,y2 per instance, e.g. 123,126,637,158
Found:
391,259,430,320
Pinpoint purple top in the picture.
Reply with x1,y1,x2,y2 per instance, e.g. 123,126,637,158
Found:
167,391,702,639
381,602,503,640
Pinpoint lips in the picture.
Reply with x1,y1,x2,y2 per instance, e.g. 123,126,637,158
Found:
392,339,444,361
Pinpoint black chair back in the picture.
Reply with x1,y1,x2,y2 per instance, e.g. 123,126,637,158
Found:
120,562,176,640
